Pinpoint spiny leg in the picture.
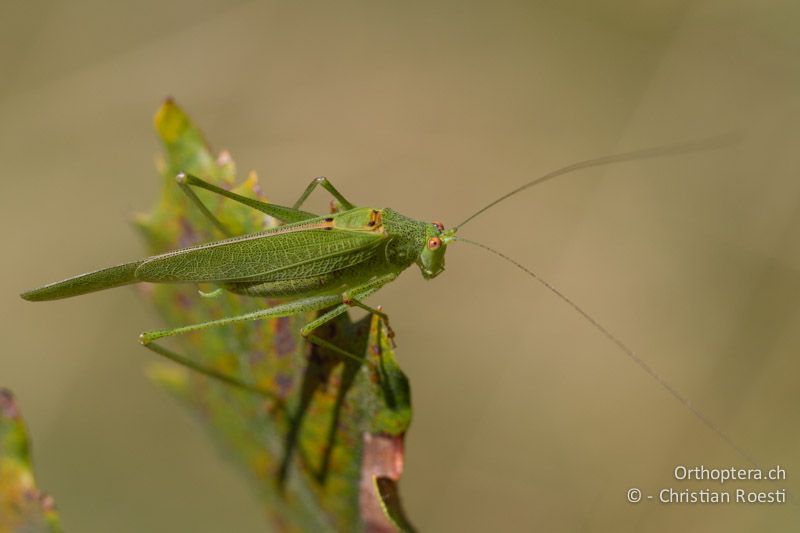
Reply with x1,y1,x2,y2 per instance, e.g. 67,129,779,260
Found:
139,293,345,394
293,176,356,211
344,299,395,343
177,172,315,224
340,272,397,338
299,275,397,361
140,293,343,344
302,273,400,355
300,303,366,363
141,301,364,395
175,172,232,237
139,275,396,391
144,341,280,399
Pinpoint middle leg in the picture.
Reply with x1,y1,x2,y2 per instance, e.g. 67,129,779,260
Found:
293,176,356,211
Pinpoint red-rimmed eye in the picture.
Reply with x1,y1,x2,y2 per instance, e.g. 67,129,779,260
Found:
428,237,442,250
432,221,445,231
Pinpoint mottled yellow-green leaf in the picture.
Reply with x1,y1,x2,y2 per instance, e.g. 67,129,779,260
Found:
0,389,61,533
139,99,414,531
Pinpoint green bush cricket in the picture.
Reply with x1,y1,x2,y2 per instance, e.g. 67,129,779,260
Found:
20,136,755,465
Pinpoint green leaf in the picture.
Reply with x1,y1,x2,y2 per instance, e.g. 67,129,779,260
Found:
136,99,415,531
0,389,62,533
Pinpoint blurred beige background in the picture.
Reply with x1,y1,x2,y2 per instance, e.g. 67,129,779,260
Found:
2,1,800,531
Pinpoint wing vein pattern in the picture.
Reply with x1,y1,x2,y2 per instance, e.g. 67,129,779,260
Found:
135,220,386,283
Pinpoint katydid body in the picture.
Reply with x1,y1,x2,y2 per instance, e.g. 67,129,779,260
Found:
21,174,451,366
22,207,441,301
21,137,759,470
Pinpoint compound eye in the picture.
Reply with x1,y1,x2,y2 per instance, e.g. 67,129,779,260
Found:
433,221,445,231
427,237,442,250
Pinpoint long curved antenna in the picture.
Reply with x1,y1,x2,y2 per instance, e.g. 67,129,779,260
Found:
454,135,740,230
455,235,761,468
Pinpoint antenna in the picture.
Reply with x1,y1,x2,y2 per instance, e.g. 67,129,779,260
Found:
455,235,762,469
454,135,740,230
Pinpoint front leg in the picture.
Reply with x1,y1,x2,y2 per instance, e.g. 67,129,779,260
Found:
343,299,395,342
303,272,399,356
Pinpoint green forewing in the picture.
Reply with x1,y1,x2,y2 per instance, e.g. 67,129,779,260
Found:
134,221,386,283
21,261,143,301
